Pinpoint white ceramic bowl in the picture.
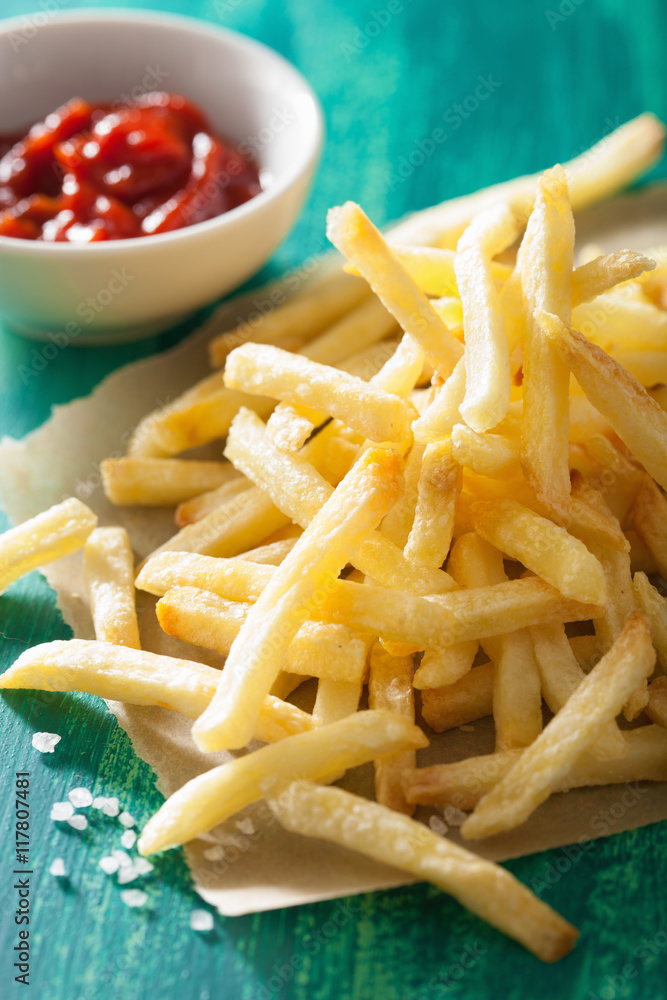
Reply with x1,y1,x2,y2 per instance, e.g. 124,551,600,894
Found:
0,8,323,343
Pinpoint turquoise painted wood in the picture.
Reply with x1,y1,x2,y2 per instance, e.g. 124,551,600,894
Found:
1,1,666,997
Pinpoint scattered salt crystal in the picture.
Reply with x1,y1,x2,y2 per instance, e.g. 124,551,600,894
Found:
99,856,120,875
443,806,468,826
203,845,225,862
459,724,475,733
32,732,61,753
119,811,135,828
190,909,214,932
92,796,107,809
120,830,137,849
49,858,66,877
111,849,132,868
133,858,154,876
67,814,88,831
235,818,255,836
68,787,93,808
117,858,154,885
227,605,245,618
50,802,74,821
102,797,120,817
428,815,448,836
120,889,147,908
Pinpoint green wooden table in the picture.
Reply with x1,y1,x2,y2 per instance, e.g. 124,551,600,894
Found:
1,1,666,997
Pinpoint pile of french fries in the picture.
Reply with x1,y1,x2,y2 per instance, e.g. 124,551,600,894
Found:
4,113,667,963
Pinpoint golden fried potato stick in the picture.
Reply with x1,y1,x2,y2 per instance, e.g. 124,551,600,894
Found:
403,441,461,568
345,244,513,297
413,639,479,690
529,623,626,760
327,202,463,377
174,478,252,527
208,271,370,367
101,457,240,507
573,292,667,354
466,497,607,605
632,571,667,672
268,780,578,962
83,527,140,649
455,202,517,431
224,408,456,596
138,710,427,855
405,725,667,810
518,166,574,516
191,448,403,751
451,424,521,480
582,433,643,525
540,311,667,492
646,676,667,728
420,661,494,732
632,475,667,580
379,440,425,548
0,497,97,595
412,357,466,444
312,677,364,726
462,611,656,840
232,537,298,566
571,251,655,307
368,643,416,815
389,113,665,248
0,639,312,743
224,343,413,444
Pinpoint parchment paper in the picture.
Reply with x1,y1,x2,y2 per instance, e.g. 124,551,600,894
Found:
1,187,667,916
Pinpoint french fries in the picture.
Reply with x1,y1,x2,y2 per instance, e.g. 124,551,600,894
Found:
462,612,655,840
138,711,427,855
101,457,240,506
368,643,416,815
191,448,403,751
0,497,96,594
267,780,578,962
84,527,140,649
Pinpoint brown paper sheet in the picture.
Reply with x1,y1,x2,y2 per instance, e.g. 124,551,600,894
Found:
1,187,666,916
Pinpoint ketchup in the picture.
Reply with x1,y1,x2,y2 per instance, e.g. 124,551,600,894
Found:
0,93,262,241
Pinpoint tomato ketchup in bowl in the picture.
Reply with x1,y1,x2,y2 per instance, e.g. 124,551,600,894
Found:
0,93,262,242
0,10,322,343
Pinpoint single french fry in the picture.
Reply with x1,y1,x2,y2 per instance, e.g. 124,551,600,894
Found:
0,639,313,743
327,202,463,377
413,639,479,689
388,113,665,248
451,424,521,480
83,527,140,649
0,497,97,594
233,538,298,566
583,433,643,525
611,351,667,388
225,344,413,444
191,448,402,751
529,623,626,760
208,271,370,367
300,294,399,367
265,402,321,452
632,571,667,672
420,662,494,732
175,478,252,527
380,440,425,548
143,485,290,564
568,634,602,672
518,166,574,516
137,710,427,854
571,251,655,307
345,245,513,297
646,676,667,727
540,311,667,492
405,725,667,810
462,611,656,840
369,333,426,396
268,780,578,962
466,498,607,605
224,408,456,596
412,357,466,444
313,677,364,726
456,203,516,431
368,643,416,815
101,457,240,507
157,586,370,684
572,293,667,353
270,672,309,700
632,475,667,580
568,472,629,554
403,441,461,568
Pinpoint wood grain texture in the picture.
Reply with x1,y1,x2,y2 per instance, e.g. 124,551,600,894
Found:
1,0,667,997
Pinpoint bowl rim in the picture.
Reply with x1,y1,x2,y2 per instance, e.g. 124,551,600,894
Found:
0,6,324,255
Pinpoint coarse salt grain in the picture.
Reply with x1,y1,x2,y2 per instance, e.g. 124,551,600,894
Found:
102,797,120,817
32,732,61,754
443,806,468,827
190,910,214,932
92,796,107,809
68,787,93,808
117,858,154,885
99,856,120,875
203,845,225,862
67,814,88,831
120,830,137,849
111,849,132,868
133,858,154,876
235,818,255,836
428,815,448,836
49,858,66,877
50,802,74,822
120,889,147,908
119,811,135,828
